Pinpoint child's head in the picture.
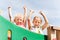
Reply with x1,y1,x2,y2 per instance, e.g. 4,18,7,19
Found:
33,16,42,27
14,13,24,25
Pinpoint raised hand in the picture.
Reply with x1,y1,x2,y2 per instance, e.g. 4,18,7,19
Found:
8,7,11,11
8,7,11,9
23,5,27,11
30,9,34,15
39,10,44,16
39,10,48,30
23,5,27,25
8,6,12,22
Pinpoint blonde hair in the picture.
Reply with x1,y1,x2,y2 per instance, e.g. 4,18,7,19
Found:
14,13,24,22
14,13,23,18
33,16,42,23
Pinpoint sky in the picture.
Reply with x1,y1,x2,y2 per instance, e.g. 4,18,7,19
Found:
0,0,60,26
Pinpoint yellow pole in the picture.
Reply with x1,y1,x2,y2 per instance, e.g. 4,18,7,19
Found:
8,30,11,40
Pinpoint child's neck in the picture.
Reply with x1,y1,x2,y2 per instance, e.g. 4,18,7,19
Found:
34,26,39,28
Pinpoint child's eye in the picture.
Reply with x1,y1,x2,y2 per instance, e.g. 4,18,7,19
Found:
38,22,40,23
35,21,37,23
20,19,22,21
16,18,19,21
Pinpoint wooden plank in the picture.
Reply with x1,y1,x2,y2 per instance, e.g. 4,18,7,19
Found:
56,30,60,40
53,27,60,30
47,26,56,40
47,27,52,40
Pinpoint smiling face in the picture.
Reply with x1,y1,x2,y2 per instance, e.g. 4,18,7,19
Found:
14,14,24,25
33,16,42,27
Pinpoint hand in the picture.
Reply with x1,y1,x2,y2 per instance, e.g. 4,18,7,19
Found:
23,5,27,10
39,10,44,16
8,7,11,11
30,9,34,14
8,7,11,9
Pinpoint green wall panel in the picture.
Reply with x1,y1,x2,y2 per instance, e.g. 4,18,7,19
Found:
0,16,47,40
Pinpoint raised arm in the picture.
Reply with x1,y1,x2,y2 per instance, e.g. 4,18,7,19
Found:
23,6,27,26
28,10,34,30
39,11,48,30
8,7,13,22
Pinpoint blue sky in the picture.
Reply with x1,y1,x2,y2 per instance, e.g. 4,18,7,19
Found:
0,0,60,26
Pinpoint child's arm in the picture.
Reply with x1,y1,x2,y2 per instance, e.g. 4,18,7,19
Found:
28,10,34,30
23,6,27,27
39,11,48,30
8,7,13,22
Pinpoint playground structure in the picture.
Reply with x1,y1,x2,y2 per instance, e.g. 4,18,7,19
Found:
0,16,47,40
0,15,60,40
47,26,60,40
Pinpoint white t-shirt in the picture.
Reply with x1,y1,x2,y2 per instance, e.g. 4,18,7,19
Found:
31,26,43,34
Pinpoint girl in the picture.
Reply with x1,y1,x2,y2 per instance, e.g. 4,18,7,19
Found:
8,6,27,28
28,10,48,34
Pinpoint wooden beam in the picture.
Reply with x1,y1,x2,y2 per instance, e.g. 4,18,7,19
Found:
53,27,60,30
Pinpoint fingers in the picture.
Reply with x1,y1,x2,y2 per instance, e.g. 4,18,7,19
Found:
8,7,11,9
8,7,12,12
39,10,44,15
8,7,11,10
23,5,27,10
30,9,34,14
39,10,42,13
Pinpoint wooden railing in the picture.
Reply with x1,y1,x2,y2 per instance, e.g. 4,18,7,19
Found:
47,26,60,40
